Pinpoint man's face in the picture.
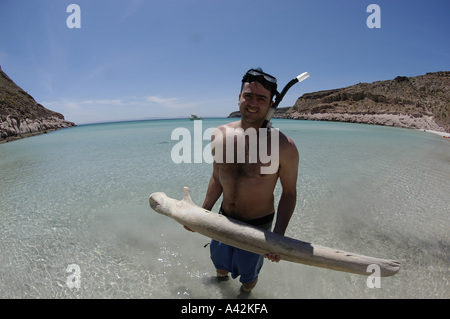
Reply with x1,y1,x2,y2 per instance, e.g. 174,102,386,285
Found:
238,82,273,127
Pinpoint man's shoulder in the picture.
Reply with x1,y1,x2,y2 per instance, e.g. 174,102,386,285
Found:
275,129,295,145
276,130,298,154
216,120,241,131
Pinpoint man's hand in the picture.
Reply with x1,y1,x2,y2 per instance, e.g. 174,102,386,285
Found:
264,253,281,263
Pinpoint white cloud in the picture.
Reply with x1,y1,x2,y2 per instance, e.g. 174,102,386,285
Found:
41,95,199,124
145,95,196,109
82,99,124,105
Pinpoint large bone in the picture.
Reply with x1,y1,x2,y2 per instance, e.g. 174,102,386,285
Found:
149,187,401,277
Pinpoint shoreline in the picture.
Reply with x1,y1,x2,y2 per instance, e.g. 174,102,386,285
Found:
421,130,450,138
230,108,450,135
0,127,70,144
2,116,449,144
284,112,449,136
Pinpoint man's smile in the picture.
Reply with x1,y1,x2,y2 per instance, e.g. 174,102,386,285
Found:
246,108,258,114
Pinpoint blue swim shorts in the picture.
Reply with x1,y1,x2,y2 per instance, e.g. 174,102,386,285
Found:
209,204,274,284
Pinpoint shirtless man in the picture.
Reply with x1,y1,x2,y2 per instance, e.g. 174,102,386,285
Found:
187,68,299,292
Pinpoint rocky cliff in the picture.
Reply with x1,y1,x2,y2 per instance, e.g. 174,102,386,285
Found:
230,72,450,133
0,67,75,143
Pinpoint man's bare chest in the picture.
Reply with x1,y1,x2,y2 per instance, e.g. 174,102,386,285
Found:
218,161,263,179
212,127,280,176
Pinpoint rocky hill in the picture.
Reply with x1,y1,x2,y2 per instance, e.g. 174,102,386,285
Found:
0,67,75,143
230,72,450,133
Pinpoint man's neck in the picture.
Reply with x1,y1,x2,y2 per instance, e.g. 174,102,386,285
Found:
239,120,264,131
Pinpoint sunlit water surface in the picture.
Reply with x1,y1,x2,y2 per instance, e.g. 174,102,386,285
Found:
0,119,448,298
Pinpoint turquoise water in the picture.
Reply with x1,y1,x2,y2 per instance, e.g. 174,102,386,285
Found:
0,118,449,298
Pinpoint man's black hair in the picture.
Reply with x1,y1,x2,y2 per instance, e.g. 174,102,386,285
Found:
241,67,278,101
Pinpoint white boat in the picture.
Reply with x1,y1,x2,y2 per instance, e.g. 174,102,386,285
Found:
189,113,202,120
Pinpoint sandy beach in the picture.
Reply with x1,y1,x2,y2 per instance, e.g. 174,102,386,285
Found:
423,130,450,138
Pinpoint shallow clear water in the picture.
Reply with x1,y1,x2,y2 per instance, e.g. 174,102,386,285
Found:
0,118,449,298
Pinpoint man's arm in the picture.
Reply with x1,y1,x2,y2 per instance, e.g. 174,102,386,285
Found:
202,127,224,210
265,135,299,261
202,161,222,210
274,134,299,235
184,163,222,232
184,129,223,231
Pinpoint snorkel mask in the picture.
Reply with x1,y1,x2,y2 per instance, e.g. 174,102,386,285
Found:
242,68,278,100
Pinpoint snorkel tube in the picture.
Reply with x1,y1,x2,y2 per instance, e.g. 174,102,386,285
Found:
262,72,310,128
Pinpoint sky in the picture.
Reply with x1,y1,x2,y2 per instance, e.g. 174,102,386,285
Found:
0,0,449,125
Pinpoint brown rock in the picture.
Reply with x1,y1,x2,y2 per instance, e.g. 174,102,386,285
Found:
0,67,76,143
